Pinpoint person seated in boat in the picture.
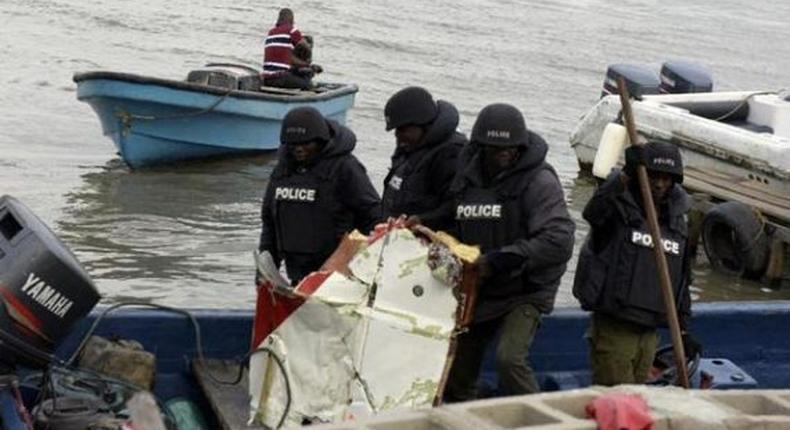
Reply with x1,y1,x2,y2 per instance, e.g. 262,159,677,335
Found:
258,107,381,285
572,140,702,385
381,86,467,231
262,8,323,90
444,104,576,401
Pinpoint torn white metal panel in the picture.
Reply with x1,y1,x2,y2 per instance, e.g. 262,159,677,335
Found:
357,316,451,411
372,228,458,337
249,226,462,428
249,298,363,428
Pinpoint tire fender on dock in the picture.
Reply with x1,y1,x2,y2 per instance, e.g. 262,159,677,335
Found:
702,201,770,279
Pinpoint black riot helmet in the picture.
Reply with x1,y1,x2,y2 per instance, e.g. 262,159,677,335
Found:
384,86,438,131
643,141,684,183
470,103,530,147
280,107,331,145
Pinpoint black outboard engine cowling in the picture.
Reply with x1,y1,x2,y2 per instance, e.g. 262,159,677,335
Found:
0,195,100,369
659,61,713,94
601,64,661,98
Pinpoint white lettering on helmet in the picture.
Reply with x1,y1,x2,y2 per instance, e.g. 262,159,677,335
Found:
486,130,510,139
286,126,307,135
651,157,676,167
456,204,502,220
388,175,403,191
275,187,317,202
630,230,680,255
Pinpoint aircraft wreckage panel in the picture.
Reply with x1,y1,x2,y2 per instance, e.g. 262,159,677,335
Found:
249,226,463,428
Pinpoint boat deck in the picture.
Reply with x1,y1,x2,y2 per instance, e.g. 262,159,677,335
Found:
194,360,264,430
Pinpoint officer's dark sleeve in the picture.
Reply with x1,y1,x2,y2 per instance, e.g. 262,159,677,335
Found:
338,157,382,234
582,170,627,229
415,143,461,227
498,170,575,270
258,183,281,265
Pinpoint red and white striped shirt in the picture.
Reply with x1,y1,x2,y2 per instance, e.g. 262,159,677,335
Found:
263,24,304,77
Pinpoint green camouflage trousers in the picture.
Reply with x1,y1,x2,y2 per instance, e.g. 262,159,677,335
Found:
588,312,659,385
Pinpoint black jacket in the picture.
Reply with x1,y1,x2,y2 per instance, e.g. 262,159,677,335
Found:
382,100,467,231
452,132,575,321
573,170,692,329
259,121,381,283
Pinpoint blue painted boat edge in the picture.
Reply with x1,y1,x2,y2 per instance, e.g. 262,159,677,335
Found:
73,71,359,103
50,301,790,405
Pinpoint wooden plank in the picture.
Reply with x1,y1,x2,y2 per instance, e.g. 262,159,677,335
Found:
684,167,790,222
193,359,266,430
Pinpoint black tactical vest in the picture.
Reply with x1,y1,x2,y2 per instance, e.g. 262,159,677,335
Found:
455,166,547,299
381,143,447,219
271,162,339,257
574,201,688,328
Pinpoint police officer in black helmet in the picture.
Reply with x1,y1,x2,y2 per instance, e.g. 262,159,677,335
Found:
258,107,381,284
573,140,702,385
381,87,467,230
444,104,575,400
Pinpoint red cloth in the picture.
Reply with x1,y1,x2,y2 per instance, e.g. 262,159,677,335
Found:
585,393,654,430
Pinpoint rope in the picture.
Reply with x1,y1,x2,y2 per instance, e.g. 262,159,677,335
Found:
248,347,291,430
743,207,768,251
66,302,244,386
711,90,782,122
116,88,234,125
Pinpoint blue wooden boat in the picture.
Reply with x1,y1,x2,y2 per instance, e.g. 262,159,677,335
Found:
30,301,790,428
73,64,358,168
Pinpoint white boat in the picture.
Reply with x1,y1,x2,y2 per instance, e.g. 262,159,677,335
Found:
571,90,790,221
570,65,790,283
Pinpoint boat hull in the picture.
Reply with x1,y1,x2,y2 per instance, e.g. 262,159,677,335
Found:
74,72,358,168
570,92,790,222
53,301,790,402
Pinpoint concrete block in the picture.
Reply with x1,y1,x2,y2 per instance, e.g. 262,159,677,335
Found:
311,388,790,430
706,391,790,415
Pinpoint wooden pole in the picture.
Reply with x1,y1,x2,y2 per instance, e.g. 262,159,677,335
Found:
617,78,690,388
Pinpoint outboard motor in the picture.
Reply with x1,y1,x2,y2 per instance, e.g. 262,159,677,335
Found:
659,61,713,94
0,195,100,370
601,64,661,98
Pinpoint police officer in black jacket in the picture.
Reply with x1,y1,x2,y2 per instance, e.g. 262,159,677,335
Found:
382,87,467,230
258,107,381,284
573,141,702,385
445,104,575,400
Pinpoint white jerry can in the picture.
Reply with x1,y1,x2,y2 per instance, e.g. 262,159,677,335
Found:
592,122,628,179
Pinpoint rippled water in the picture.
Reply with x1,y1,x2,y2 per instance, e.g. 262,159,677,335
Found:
2,0,789,308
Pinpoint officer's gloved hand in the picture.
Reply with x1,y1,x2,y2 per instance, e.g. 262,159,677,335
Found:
474,255,491,281
404,215,421,228
682,332,703,358
624,145,646,178
310,64,324,74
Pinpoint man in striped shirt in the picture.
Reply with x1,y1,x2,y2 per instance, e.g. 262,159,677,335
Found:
263,9,320,90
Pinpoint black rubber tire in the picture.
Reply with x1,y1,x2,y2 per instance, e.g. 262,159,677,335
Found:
702,201,769,279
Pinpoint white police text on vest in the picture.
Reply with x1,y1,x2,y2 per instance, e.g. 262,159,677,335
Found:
456,204,502,219
630,230,680,255
275,187,317,202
